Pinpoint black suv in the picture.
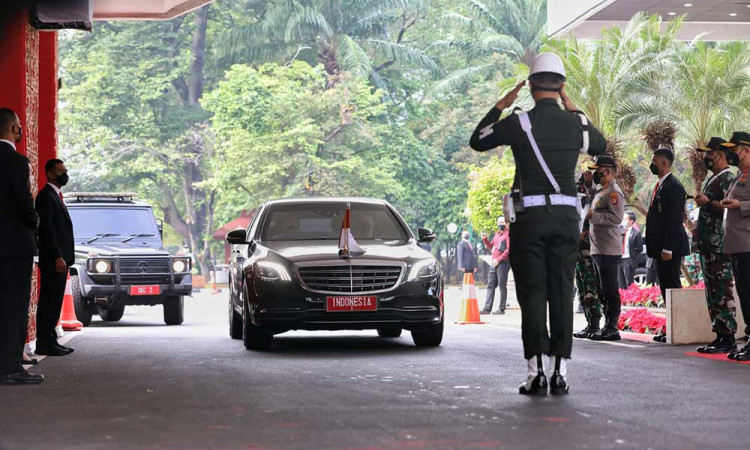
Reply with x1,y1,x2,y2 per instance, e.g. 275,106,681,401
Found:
65,193,192,326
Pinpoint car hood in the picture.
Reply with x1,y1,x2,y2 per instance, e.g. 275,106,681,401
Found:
75,243,170,257
263,241,431,264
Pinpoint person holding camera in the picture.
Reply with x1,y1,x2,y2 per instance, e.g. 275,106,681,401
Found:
481,217,510,315
469,53,606,395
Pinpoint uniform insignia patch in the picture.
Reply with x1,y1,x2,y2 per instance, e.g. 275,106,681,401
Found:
610,192,619,205
478,124,494,140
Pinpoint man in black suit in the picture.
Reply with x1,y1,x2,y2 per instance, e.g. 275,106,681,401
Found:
0,108,43,385
619,211,643,288
35,158,76,356
456,231,477,284
646,147,690,333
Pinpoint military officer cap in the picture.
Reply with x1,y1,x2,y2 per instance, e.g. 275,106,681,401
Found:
720,131,750,148
696,137,728,152
587,155,617,171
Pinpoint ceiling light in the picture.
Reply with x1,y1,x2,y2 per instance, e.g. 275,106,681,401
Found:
683,3,692,6
668,11,677,16
730,12,738,16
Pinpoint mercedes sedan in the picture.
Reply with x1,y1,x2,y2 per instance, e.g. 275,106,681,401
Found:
225,198,443,350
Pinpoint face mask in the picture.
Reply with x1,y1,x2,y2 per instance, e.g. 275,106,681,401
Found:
593,171,604,185
498,224,506,231
703,157,715,170
57,172,69,187
726,151,741,167
12,125,22,143
649,162,660,175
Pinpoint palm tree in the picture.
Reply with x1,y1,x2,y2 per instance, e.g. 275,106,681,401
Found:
427,0,546,97
216,0,440,88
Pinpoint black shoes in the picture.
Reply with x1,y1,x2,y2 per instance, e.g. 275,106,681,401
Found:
479,309,491,315
492,309,505,315
519,372,548,396
729,342,750,360
1,370,44,385
697,335,736,354
590,325,621,341
22,358,38,365
36,345,73,356
653,333,667,343
573,323,600,339
550,373,569,395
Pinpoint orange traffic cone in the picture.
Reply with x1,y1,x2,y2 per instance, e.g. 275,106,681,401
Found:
456,272,485,325
60,274,82,331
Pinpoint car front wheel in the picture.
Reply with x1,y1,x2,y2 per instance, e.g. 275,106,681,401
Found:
98,303,125,322
229,297,242,340
242,297,272,350
411,319,444,347
163,296,184,325
70,275,93,327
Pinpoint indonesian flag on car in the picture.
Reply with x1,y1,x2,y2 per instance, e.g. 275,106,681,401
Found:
338,204,365,259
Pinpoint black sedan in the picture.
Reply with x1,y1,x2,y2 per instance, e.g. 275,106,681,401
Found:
225,198,443,350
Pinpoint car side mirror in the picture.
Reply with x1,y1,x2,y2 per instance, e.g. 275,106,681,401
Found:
226,228,247,245
417,227,436,243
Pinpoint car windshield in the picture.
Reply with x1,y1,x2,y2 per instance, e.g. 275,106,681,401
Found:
260,202,409,244
68,207,159,239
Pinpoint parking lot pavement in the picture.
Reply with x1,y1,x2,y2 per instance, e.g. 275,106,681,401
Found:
2,289,749,450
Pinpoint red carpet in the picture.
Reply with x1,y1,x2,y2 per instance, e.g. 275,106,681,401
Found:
684,352,750,365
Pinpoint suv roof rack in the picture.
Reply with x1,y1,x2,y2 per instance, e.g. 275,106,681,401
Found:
63,192,137,203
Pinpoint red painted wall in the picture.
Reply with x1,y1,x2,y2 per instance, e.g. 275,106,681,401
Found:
38,31,58,189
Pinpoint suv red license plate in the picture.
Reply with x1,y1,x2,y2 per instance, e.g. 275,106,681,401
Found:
130,285,161,296
326,296,377,312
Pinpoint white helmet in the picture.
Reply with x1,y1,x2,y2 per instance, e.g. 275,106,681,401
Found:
528,52,566,80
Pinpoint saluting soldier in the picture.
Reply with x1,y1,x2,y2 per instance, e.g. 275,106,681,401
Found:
720,132,750,361
574,175,604,339
469,53,606,395
585,156,625,341
694,137,737,354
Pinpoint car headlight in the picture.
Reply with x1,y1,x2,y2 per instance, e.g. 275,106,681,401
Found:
407,259,438,281
172,259,189,273
88,258,112,274
254,261,292,282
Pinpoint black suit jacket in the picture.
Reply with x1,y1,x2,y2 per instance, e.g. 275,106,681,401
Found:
623,226,643,268
456,240,477,272
645,174,690,258
36,184,75,266
0,142,38,258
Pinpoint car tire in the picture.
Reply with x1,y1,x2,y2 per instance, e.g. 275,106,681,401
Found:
411,319,444,347
70,275,93,327
229,297,242,340
242,298,272,350
98,303,125,322
377,326,402,338
163,295,184,325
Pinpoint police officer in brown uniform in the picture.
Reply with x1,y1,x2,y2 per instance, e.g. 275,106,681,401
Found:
720,132,750,360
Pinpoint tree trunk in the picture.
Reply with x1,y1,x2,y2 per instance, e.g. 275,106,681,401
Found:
189,5,209,105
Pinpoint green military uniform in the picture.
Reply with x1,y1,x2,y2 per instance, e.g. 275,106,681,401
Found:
696,167,737,336
576,217,603,325
470,98,606,359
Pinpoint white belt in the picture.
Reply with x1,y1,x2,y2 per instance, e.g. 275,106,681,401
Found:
522,194,578,208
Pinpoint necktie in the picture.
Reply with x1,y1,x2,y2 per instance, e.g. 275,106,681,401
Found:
59,191,66,206
622,232,626,253
651,182,660,206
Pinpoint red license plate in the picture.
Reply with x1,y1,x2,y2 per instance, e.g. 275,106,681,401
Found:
129,285,161,296
326,296,377,312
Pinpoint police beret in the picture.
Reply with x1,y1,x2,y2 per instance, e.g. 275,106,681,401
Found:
720,131,750,148
587,155,617,170
696,137,727,152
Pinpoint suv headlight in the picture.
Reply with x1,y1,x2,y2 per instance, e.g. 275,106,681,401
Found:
88,258,113,274
407,259,438,281
254,261,292,282
172,258,190,273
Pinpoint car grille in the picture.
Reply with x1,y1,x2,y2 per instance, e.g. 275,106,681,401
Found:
119,258,171,274
297,264,403,294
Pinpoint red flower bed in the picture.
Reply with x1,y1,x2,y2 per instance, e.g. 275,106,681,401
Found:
618,308,666,335
619,282,706,309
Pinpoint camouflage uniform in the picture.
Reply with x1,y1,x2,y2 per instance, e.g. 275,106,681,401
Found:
696,168,737,336
576,217,603,324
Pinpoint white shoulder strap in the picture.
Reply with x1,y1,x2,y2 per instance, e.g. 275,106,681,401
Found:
576,113,589,154
518,112,561,195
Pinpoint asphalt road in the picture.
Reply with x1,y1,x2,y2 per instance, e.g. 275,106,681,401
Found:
2,288,749,450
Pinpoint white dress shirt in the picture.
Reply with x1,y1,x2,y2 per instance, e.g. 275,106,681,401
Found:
623,227,632,259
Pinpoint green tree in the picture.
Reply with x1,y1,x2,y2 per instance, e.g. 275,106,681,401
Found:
466,154,515,232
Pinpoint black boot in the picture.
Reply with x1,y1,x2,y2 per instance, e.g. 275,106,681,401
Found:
549,356,569,395
590,317,621,341
574,319,600,339
729,342,750,360
519,355,547,396
699,334,735,354
696,334,722,353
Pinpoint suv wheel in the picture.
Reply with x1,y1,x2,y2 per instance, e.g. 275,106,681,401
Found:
98,303,125,322
229,297,242,340
411,319,444,347
70,275,93,327
377,326,402,338
163,296,184,325
242,298,272,350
